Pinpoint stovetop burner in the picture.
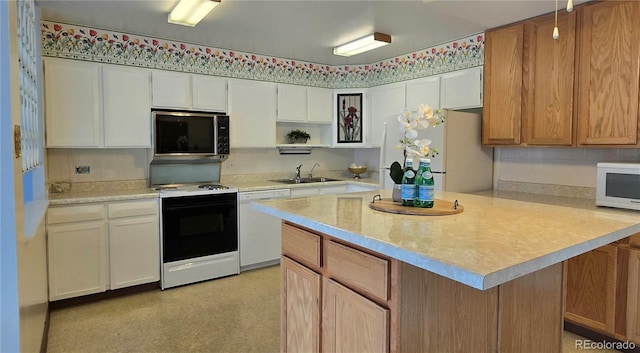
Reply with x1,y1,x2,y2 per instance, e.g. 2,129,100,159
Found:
198,183,229,190
156,182,237,198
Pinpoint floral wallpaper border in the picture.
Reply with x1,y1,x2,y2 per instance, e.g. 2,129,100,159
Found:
40,20,484,88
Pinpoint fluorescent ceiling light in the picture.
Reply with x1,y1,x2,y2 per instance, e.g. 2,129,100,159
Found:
168,0,221,27
333,32,391,57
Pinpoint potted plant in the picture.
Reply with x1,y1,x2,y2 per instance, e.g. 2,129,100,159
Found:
287,129,311,144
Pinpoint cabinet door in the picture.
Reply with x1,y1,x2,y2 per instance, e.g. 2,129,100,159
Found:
47,221,108,300
440,67,482,110
281,256,320,353
151,71,191,109
44,58,102,147
319,184,349,195
406,76,440,111
322,278,389,353
577,1,640,146
523,11,576,146
278,84,307,122
307,87,333,123
565,245,617,335
108,216,159,289
192,74,227,112
228,79,277,147
102,64,151,147
628,249,640,344
483,23,524,145
369,83,405,147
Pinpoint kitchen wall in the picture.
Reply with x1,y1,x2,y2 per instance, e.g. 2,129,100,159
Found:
46,147,368,184
495,147,640,189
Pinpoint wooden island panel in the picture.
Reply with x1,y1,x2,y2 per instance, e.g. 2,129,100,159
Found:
282,221,567,353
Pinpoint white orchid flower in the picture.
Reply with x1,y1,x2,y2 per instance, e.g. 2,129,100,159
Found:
418,104,434,120
412,138,432,156
405,128,418,140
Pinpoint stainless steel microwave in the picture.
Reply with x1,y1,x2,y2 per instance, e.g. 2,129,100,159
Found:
152,110,230,160
596,162,640,211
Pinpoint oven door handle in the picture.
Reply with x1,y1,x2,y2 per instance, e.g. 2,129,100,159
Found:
164,202,235,211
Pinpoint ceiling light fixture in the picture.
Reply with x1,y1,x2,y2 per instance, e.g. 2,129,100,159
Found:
168,0,221,27
333,32,391,57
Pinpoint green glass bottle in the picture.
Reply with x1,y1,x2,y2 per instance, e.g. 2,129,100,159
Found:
401,159,416,207
415,158,434,208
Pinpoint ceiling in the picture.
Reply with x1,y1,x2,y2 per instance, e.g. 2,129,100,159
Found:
36,0,590,66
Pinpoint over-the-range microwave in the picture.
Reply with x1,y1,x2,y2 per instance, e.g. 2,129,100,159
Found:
596,162,640,211
152,110,230,160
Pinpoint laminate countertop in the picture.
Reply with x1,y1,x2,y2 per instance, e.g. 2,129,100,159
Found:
252,189,640,290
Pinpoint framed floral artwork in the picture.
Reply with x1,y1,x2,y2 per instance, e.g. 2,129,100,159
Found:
336,93,363,143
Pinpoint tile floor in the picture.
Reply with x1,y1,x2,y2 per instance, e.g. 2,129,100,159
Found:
47,265,623,353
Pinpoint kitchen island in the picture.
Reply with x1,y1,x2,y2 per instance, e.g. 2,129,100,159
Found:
252,190,640,353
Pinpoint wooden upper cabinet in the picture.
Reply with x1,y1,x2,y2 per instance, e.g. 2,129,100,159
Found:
577,1,640,146
523,10,576,145
483,23,524,145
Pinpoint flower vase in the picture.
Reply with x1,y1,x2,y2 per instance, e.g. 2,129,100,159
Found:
392,184,402,202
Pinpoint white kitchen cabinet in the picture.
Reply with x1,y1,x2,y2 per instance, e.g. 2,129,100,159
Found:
440,66,483,110
307,87,333,123
44,58,102,147
319,184,348,195
151,71,191,109
346,183,379,193
369,83,405,147
47,199,160,300
192,74,227,112
102,64,152,147
108,199,159,289
290,186,321,198
277,84,307,122
406,75,441,111
47,203,108,301
151,71,227,112
228,79,277,147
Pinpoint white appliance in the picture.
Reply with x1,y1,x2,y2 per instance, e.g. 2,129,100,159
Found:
158,183,239,290
238,189,291,271
379,109,493,192
596,162,640,211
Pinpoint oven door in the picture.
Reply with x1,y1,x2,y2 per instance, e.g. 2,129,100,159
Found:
161,193,238,263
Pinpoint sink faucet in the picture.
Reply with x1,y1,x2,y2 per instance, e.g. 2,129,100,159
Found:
308,163,320,179
295,164,303,181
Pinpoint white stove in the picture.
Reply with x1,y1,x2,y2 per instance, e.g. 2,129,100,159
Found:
156,181,239,289
157,183,239,198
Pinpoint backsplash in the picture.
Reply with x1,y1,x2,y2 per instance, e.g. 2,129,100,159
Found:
46,147,368,186
496,147,640,190
40,20,483,88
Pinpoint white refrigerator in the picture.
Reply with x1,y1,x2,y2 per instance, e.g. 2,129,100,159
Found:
379,109,494,192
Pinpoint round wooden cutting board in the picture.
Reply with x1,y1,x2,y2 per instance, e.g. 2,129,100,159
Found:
369,198,463,216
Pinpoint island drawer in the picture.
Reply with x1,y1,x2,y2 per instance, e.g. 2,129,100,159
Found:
325,240,389,301
282,223,321,269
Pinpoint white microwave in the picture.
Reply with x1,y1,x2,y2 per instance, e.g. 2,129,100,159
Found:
596,162,640,211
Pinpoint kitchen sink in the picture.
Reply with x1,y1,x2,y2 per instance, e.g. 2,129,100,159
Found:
269,177,343,184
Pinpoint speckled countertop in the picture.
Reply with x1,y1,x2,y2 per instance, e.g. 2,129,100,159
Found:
47,177,380,205
252,189,640,290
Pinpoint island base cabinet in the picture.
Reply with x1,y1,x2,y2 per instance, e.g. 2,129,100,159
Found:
281,221,566,353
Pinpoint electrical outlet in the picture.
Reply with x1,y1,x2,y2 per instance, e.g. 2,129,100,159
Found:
75,165,90,174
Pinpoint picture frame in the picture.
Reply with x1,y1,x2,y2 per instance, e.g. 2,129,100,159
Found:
336,93,363,143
